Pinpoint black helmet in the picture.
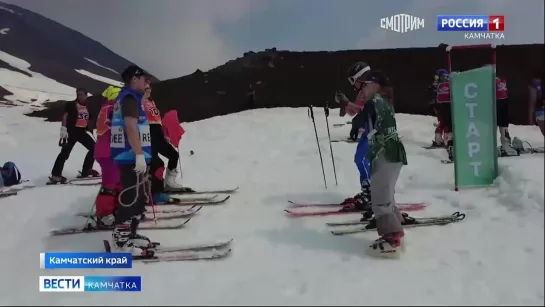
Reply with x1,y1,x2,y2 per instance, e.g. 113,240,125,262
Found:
361,70,390,87
347,62,371,85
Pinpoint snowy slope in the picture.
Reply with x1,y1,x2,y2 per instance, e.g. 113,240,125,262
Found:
0,51,125,106
0,106,543,305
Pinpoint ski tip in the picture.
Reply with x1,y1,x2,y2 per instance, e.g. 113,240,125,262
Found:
183,218,192,225
223,195,231,201
287,200,295,205
194,206,203,213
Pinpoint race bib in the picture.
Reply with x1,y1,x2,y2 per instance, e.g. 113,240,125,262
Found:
78,113,89,120
139,125,151,147
110,126,126,148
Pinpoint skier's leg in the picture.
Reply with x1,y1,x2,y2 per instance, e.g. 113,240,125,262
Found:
51,136,77,179
94,158,119,226
344,137,371,212
78,132,99,176
113,164,153,256
440,103,454,160
155,130,182,189
354,137,369,185
368,152,404,257
497,99,517,155
149,153,169,204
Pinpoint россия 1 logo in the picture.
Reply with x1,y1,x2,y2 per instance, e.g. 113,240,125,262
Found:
380,14,424,33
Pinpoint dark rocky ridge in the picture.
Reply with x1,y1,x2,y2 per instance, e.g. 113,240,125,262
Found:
26,43,544,125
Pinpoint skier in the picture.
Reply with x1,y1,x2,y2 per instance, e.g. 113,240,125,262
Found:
529,72,544,136
353,69,407,257
496,76,518,156
428,72,445,148
110,65,155,257
93,85,121,227
143,87,184,201
335,62,373,216
434,69,454,161
48,88,99,184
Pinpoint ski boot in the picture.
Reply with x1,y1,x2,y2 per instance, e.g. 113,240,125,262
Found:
429,133,444,148
342,181,372,213
46,175,68,185
77,169,100,179
511,137,525,154
112,218,154,257
152,193,172,205
164,168,185,192
94,186,118,228
499,128,519,157
446,140,455,162
368,231,405,258
400,212,416,225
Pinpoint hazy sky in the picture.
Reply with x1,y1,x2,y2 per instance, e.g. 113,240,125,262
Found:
4,0,544,80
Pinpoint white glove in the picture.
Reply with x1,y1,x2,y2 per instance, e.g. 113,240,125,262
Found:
134,154,147,174
60,126,68,140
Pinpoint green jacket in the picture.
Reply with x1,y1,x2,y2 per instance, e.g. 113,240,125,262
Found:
363,93,408,170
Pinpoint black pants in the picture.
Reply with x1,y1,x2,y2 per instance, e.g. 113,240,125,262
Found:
149,124,179,194
115,164,149,225
51,130,95,176
496,99,509,127
435,103,452,133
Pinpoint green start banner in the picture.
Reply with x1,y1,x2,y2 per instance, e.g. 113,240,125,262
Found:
450,65,499,189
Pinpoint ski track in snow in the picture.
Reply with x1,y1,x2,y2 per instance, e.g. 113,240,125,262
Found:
0,107,543,305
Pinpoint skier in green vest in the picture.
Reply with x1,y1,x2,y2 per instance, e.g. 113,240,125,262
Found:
345,69,408,257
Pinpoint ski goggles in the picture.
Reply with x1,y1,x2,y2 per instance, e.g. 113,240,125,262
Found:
348,66,371,85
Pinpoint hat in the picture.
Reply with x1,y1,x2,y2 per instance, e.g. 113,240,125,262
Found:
101,86,121,100
362,70,390,87
121,65,151,83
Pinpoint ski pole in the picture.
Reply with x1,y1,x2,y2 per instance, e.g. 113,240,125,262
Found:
308,106,327,189
82,191,99,228
324,102,338,186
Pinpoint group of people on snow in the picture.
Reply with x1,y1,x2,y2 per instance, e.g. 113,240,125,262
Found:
334,62,544,258
45,65,186,257
1,57,542,260
427,68,544,160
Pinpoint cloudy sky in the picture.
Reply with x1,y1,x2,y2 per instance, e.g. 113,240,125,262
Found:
4,0,544,80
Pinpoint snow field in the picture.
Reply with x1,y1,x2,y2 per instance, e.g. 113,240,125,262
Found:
0,106,543,305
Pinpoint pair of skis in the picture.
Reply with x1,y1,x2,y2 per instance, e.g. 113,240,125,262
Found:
77,204,204,222
50,218,193,236
165,186,239,195
150,195,231,206
103,238,233,262
284,200,427,217
327,211,466,235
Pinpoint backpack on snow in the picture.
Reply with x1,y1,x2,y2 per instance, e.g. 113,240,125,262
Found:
1,161,22,187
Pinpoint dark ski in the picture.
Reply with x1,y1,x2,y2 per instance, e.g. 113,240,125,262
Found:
285,204,426,217
150,195,230,206
76,205,202,221
287,200,427,209
50,218,191,236
103,239,232,262
165,186,239,195
0,190,17,198
330,212,466,235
